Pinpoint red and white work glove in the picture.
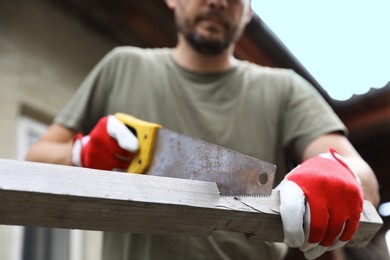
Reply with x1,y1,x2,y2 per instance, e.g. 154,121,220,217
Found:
72,115,139,171
277,149,363,259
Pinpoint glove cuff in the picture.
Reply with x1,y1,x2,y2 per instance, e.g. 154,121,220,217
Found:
71,133,89,167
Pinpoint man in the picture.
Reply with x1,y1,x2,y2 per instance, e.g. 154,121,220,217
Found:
26,0,379,259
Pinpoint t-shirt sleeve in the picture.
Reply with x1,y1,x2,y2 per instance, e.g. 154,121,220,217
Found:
281,72,347,161
54,48,120,133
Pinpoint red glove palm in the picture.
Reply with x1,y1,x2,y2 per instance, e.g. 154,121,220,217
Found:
72,115,139,171
278,149,363,259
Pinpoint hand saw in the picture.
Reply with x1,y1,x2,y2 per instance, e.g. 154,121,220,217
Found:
115,113,276,196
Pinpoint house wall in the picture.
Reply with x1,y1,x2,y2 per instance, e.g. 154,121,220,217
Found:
0,0,115,259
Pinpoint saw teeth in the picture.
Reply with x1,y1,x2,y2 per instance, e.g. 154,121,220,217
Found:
220,194,270,198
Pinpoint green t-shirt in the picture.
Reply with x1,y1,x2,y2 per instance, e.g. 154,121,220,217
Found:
55,46,346,260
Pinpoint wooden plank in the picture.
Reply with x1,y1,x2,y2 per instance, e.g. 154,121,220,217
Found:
0,159,382,248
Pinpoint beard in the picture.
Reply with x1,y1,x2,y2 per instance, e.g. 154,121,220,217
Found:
176,10,240,56
184,31,230,56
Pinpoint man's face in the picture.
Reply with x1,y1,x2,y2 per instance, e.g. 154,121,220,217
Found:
172,0,252,55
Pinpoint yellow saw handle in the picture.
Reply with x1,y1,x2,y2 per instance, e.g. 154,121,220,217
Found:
115,113,161,174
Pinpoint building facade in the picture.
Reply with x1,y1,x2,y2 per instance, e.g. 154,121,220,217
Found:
0,1,116,259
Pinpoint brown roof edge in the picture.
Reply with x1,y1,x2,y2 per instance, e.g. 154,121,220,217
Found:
333,81,390,110
246,14,334,104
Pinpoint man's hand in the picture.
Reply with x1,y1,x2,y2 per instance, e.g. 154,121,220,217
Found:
72,115,139,171
278,149,363,259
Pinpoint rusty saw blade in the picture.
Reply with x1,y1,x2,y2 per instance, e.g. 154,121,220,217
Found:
116,113,276,196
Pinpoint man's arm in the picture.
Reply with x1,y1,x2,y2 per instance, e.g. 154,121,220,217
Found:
279,133,380,258
302,133,380,206
25,124,76,165
26,115,139,171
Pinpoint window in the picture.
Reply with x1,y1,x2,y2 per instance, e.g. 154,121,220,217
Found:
16,115,69,260
16,114,102,260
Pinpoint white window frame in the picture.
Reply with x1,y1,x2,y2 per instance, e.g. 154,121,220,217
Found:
15,115,102,260
16,115,48,160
